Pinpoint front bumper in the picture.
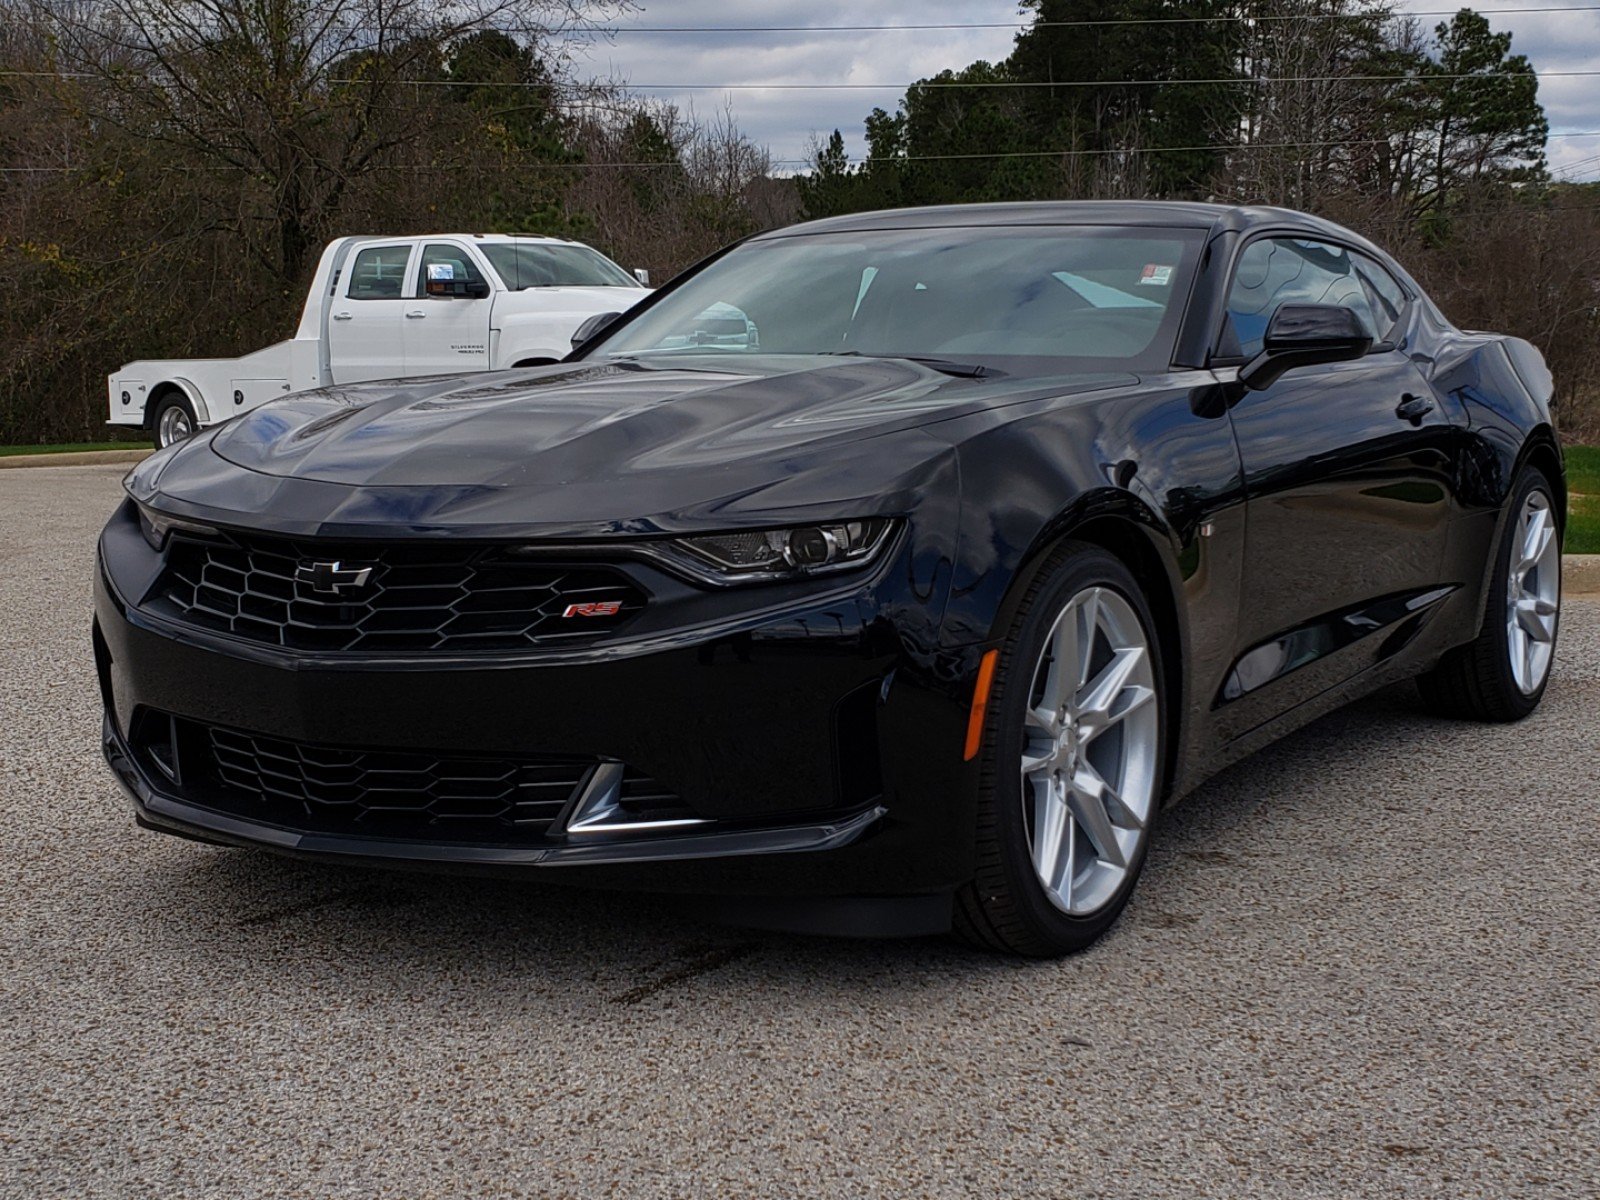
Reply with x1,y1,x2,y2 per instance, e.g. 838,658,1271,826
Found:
94,516,987,899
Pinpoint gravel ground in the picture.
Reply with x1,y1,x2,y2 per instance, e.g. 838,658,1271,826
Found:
2,464,1596,1200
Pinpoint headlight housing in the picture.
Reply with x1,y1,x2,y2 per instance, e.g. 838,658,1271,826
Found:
132,501,217,551
658,518,896,585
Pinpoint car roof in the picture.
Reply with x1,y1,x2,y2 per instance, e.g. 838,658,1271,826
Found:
761,200,1367,243
342,234,578,246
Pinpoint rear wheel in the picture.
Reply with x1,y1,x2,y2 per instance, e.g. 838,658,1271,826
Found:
152,394,197,449
1417,465,1560,721
955,544,1165,957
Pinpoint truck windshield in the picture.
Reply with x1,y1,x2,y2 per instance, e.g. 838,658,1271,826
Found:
481,243,637,289
586,225,1204,375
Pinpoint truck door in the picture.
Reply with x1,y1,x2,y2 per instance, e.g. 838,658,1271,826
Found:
328,243,415,384
402,242,494,375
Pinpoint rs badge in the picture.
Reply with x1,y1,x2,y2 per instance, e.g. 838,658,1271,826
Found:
562,600,624,618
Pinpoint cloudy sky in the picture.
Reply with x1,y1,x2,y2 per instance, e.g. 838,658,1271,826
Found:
573,0,1600,180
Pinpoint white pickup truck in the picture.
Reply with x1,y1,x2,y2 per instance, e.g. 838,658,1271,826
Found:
109,233,652,446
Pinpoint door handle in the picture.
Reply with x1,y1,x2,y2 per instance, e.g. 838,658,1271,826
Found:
406,310,427,319
331,311,352,321
1396,394,1434,422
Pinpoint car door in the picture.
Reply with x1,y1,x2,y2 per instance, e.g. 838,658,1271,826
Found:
328,243,415,384
402,242,493,375
1217,235,1459,733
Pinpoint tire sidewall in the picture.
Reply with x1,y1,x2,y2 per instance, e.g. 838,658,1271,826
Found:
982,547,1167,950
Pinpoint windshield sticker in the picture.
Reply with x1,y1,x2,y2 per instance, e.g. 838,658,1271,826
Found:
1138,264,1174,286
428,263,456,281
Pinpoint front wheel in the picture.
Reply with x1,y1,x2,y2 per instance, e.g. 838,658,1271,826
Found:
955,544,1166,957
151,395,198,449
1417,465,1561,721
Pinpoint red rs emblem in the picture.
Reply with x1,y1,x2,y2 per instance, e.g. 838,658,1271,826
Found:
562,600,624,618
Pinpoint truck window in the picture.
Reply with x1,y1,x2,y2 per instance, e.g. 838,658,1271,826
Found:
417,244,488,295
481,243,636,289
347,246,411,300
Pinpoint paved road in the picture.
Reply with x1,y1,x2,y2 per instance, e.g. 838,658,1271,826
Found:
2,465,1596,1200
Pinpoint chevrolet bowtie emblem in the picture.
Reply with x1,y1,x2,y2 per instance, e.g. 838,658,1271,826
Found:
296,560,374,595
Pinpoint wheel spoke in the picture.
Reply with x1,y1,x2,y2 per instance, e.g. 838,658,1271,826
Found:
1514,597,1556,643
1073,589,1100,689
1020,742,1056,776
1032,782,1070,884
1519,506,1552,571
1024,705,1060,736
1075,647,1147,742
1037,605,1084,716
1067,772,1125,868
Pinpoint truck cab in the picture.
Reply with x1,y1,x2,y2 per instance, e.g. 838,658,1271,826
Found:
109,234,652,446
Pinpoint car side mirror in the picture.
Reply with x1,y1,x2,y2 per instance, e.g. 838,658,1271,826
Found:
1238,303,1373,391
571,311,623,351
425,277,490,300
633,268,651,287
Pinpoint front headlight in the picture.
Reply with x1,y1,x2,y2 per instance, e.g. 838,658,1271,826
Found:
661,518,896,585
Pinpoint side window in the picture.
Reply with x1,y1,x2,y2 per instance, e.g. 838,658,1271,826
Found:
418,244,487,296
1353,254,1409,342
346,246,411,300
1223,238,1379,358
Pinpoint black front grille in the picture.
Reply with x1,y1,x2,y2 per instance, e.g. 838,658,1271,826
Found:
133,714,687,844
149,533,644,653
206,726,589,840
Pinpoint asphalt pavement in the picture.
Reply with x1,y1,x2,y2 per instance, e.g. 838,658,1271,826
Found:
2,464,1595,1199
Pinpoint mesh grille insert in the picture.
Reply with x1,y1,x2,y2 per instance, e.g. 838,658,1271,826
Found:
149,533,644,653
204,725,592,841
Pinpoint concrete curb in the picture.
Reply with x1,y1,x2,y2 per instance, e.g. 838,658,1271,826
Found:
0,448,153,470
1567,555,1600,595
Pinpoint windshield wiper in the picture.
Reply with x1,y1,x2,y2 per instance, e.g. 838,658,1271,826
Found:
821,351,997,379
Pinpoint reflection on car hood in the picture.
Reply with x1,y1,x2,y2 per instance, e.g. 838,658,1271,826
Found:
155,358,1134,536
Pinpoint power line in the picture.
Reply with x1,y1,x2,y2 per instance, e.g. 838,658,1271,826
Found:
592,4,1600,32
1,68,1583,90
6,131,1599,174
573,70,1593,92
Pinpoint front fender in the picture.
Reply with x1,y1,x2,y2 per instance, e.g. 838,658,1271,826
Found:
495,312,602,366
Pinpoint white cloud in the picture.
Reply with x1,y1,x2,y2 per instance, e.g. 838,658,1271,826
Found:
576,0,1600,178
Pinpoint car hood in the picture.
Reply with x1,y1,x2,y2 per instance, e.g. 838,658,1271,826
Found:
155,357,1134,537
499,285,651,313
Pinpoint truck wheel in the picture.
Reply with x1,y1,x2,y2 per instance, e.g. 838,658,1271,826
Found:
152,395,197,448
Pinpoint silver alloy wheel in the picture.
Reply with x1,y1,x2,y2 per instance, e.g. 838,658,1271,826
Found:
157,403,193,447
1020,586,1159,916
1506,489,1560,695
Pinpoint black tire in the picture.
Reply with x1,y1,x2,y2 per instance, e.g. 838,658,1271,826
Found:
150,394,198,449
954,542,1167,958
1417,465,1560,722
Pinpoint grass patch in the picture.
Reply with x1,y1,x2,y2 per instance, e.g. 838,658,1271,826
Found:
1567,446,1600,554
1566,445,1600,497
1568,493,1600,555
0,441,143,458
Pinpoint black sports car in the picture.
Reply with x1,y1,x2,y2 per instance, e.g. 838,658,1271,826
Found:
96,202,1563,956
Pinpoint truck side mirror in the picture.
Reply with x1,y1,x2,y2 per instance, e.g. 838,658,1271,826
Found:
426,278,490,300
633,268,651,287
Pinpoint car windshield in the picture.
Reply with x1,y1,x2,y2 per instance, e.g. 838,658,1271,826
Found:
481,242,637,289
587,225,1204,374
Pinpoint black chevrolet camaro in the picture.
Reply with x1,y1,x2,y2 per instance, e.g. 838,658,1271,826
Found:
96,202,1563,956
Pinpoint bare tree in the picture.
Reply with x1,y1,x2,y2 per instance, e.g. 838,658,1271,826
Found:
31,0,629,280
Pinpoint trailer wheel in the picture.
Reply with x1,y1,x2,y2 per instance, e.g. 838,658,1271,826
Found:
152,394,197,449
